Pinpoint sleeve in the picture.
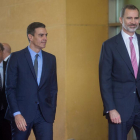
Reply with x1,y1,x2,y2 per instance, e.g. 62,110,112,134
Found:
5,53,20,114
99,42,116,113
50,56,58,113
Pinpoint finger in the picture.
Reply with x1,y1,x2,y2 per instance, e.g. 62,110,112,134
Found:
116,118,121,124
112,118,118,124
16,121,23,131
116,117,119,123
118,118,121,124
22,119,27,130
111,119,115,123
22,124,27,131
114,119,118,124
17,120,26,131
23,119,27,126
17,124,22,131
20,122,27,131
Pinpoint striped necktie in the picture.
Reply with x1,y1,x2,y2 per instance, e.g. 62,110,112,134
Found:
129,37,138,79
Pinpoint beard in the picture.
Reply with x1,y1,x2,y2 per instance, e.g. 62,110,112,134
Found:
122,22,139,33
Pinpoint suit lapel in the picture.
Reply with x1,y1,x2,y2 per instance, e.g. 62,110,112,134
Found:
24,47,37,83
136,33,140,80
39,51,49,88
115,33,134,77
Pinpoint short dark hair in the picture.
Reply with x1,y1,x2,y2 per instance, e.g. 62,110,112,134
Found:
0,43,4,51
27,22,46,42
120,5,139,17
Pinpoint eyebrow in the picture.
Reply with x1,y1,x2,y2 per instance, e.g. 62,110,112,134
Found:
38,33,48,35
126,16,139,18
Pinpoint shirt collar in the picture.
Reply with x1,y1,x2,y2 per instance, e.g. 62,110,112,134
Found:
4,55,10,62
28,46,42,59
0,61,3,67
121,29,137,41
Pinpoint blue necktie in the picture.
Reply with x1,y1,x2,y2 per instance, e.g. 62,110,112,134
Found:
34,54,39,78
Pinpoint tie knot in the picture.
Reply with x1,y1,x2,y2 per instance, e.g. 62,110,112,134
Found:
129,37,133,41
35,54,39,58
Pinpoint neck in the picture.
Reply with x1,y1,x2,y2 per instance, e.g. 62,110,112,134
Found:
29,44,41,53
122,28,135,36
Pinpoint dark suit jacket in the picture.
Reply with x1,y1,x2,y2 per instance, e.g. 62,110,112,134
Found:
0,61,8,113
99,32,140,122
5,47,57,123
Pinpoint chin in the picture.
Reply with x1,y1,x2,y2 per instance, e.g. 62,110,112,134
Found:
128,28,137,33
41,46,46,49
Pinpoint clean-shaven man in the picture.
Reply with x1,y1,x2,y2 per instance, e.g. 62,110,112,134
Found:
5,22,57,140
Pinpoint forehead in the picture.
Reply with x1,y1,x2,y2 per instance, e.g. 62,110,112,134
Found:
124,9,139,17
34,27,47,34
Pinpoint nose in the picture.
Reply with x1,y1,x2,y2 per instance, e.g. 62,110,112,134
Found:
43,35,47,41
131,18,136,24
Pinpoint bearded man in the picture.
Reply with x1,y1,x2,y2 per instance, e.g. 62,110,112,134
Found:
99,4,140,140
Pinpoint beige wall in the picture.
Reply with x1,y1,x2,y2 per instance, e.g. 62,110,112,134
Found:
66,0,108,139
0,0,108,140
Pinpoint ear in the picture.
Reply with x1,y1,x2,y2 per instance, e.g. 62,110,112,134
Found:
119,17,123,24
28,34,33,42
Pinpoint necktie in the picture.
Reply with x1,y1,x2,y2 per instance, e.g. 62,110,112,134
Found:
34,54,39,78
0,73,2,91
129,37,138,78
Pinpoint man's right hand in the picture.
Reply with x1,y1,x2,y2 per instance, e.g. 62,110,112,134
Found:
109,109,121,124
15,114,27,131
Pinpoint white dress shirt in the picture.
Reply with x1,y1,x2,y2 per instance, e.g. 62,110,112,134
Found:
121,30,139,66
0,61,3,87
4,55,10,62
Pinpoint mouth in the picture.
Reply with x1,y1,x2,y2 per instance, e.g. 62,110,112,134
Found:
42,42,46,44
129,25,137,28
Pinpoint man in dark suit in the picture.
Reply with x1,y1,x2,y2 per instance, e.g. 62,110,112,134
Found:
99,5,140,140
0,43,12,140
5,22,57,140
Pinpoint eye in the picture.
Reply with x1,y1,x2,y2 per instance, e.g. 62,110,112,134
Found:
38,34,43,37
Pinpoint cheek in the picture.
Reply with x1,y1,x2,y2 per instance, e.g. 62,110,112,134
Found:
124,21,129,25
136,21,139,25
35,39,40,44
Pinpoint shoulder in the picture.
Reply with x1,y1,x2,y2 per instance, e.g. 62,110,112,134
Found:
103,33,121,45
136,33,140,39
101,33,122,52
11,47,27,56
8,47,28,63
42,51,56,59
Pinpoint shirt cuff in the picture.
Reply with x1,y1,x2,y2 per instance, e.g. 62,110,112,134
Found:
13,111,21,116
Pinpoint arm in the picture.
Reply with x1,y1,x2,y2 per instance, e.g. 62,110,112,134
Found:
5,53,27,131
50,56,57,113
5,53,19,113
99,42,121,123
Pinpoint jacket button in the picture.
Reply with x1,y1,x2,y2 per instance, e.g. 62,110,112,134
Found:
133,91,136,94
